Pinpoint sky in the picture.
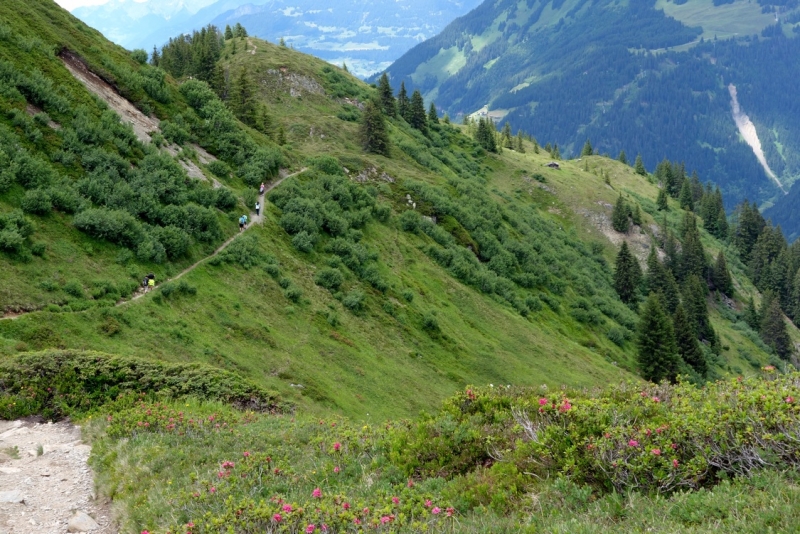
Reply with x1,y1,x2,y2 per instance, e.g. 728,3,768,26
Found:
54,0,112,11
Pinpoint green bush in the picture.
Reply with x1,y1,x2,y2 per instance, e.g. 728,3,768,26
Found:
207,160,231,178
218,234,263,269
399,210,421,233
291,230,316,253
315,268,344,291
0,350,289,420
73,208,145,248
342,289,365,312
21,188,52,215
283,285,303,303
402,289,414,302
422,312,440,332
63,279,85,298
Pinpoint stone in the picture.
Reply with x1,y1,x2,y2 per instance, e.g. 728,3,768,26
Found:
67,511,99,532
0,490,24,503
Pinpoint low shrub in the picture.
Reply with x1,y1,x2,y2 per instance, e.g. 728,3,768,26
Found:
315,268,344,291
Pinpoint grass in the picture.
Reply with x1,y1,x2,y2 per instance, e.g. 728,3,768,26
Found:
656,0,778,42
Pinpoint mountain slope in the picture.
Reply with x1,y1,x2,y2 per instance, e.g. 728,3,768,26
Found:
381,0,800,219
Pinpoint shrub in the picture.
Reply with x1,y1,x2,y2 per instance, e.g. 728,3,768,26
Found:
0,229,24,252
291,231,316,253
607,327,627,347
160,280,197,298
153,225,191,259
207,160,231,178
402,289,414,302
218,234,263,269
284,285,303,303
213,188,237,211
422,312,440,332
399,210,421,233
342,289,365,312
315,268,344,291
20,189,52,214
73,208,145,248
30,242,46,257
63,280,85,298
308,155,343,176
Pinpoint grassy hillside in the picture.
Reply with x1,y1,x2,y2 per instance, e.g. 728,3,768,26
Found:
1,0,793,421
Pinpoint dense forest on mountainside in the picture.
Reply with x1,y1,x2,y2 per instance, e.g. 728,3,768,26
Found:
3,1,800,531
381,0,800,225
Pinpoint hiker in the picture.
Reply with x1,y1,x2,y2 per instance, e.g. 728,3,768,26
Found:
142,276,149,291
146,273,155,292
255,201,261,216
239,215,246,231
259,182,266,194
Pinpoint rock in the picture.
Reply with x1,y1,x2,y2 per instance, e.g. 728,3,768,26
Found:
68,511,99,532
0,467,21,474
0,490,24,503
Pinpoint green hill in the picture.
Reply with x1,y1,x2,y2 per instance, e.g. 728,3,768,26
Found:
380,0,800,223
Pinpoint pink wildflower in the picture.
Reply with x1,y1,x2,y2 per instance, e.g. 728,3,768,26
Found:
282,504,293,513
322,525,328,532
673,459,679,468
539,398,548,406
651,397,660,403
392,497,399,505
243,451,250,458
333,442,341,451
381,516,391,525
446,507,455,517
425,500,432,508
432,507,441,515
787,396,795,404
273,514,282,522
559,400,572,413
353,518,361,525
671,443,678,450
306,525,316,533
651,449,661,456
342,502,351,510
312,487,322,498
407,479,414,488
187,522,194,528
362,507,370,515
209,487,216,494
334,466,340,473
141,531,150,534
628,440,639,447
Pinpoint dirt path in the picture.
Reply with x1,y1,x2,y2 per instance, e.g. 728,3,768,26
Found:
121,168,306,304
0,420,115,534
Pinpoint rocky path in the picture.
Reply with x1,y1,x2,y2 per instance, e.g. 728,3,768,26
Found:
0,420,114,534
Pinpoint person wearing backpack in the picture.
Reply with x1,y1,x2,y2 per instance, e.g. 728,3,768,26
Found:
255,201,261,216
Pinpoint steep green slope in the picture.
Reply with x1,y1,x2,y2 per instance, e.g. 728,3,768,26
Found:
380,0,800,217
0,0,793,424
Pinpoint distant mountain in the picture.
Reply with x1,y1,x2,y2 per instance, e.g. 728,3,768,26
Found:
381,0,800,216
69,0,485,77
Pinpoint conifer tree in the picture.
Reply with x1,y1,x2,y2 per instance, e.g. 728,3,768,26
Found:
657,188,669,211
397,82,409,121
408,90,427,133
210,64,226,100
150,46,160,67
760,293,793,360
715,207,729,240
516,131,525,153
475,118,497,153
679,178,694,211
233,23,247,38
581,139,594,156
276,125,286,145
631,204,643,226
428,102,439,125
733,200,767,263
679,212,706,281
674,303,706,376
645,247,680,314
359,99,390,157
637,293,681,383
502,122,513,148
634,154,647,175
791,268,800,323
230,67,256,126
612,195,630,233
618,150,628,165
712,251,734,296
377,73,396,117
224,25,233,40
682,274,715,343
552,144,561,160
614,242,642,305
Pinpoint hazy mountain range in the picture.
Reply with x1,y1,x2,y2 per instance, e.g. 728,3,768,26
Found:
69,0,484,77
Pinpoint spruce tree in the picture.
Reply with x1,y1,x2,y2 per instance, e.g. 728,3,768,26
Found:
428,102,439,125
397,82,409,121
791,268,800,323
679,212,706,281
230,67,256,126
408,90,427,133
224,25,233,40
475,118,497,152
634,154,647,175
581,139,594,157
682,275,715,343
760,294,793,360
679,178,694,211
674,303,706,376
637,293,681,383
645,247,680,314
516,132,525,153
150,46,160,67
359,99,390,156
715,207,729,240
657,188,669,211
733,200,767,263
743,296,761,331
618,150,628,165
712,251,734,296
611,195,630,233
501,122,513,148
377,73,396,117
631,204,643,226
552,144,561,159
614,241,642,305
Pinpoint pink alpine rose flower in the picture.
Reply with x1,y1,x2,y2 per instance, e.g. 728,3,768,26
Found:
651,449,661,456
312,487,322,498
273,514,282,522
628,440,639,447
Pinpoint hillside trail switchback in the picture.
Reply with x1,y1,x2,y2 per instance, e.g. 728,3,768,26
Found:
1,168,306,319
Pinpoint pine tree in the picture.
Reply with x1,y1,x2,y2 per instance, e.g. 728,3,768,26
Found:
634,154,647,175
711,251,734,296
377,73,396,117
679,178,694,211
674,303,706,376
408,90,427,133
631,204,643,226
224,25,233,40
516,131,525,153
501,122,513,148
637,293,681,383
359,99,390,156
397,82,409,122
342,62,349,73
614,242,642,305
233,23,247,38
552,144,561,160
210,64,226,100
612,195,630,233
679,212,706,281
791,268,800,323
682,274,715,343
657,188,669,211
475,118,497,153
581,139,594,156
230,67,256,126
150,46,160,67
618,150,628,165
428,102,439,125
645,247,680,314
276,125,286,145
743,296,760,331
760,293,793,360
279,37,286,47
715,207,729,240
733,200,767,263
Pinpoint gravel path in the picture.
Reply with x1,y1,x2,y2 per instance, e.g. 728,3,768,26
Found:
0,420,115,534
